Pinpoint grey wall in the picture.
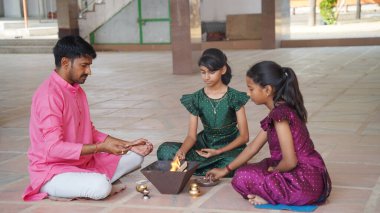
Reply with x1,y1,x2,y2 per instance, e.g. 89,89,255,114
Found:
94,0,170,44
3,0,21,18
1,0,57,18
27,0,41,18
94,0,139,43
0,0,4,17
200,0,261,22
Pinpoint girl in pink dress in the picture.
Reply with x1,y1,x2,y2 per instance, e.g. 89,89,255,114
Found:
206,61,331,206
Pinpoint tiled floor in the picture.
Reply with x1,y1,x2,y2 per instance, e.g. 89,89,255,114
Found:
290,5,380,39
0,46,380,212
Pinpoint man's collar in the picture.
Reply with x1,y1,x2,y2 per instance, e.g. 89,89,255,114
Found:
51,70,80,93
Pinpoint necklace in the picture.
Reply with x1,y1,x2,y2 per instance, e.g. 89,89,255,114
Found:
204,87,228,115
207,95,226,114
208,99,220,114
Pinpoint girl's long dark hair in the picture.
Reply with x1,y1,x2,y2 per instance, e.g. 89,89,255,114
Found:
246,61,308,122
198,48,232,85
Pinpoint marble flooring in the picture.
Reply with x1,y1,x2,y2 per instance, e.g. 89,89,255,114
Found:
0,46,379,212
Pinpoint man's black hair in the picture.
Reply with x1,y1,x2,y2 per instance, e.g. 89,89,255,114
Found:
53,35,96,67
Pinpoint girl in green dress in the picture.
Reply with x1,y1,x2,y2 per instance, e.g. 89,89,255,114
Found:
157,48,250,176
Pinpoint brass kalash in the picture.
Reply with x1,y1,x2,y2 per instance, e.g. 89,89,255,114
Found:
140,157,199,194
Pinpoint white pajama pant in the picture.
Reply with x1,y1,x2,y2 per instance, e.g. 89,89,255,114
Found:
40,151,143,200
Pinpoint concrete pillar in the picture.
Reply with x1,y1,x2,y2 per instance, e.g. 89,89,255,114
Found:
261,0,289,49
170,0,194,74
56,0,79,38
190,0,202,73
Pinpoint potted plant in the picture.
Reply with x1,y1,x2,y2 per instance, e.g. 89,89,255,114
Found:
319,0,337,25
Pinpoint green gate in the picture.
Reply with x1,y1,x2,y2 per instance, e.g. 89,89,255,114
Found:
91,0,171,45
137,0,171,44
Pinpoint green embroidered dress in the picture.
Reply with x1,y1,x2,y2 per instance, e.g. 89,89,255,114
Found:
157,87,249,176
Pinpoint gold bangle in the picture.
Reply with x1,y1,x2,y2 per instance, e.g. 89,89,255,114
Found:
94,144,98,154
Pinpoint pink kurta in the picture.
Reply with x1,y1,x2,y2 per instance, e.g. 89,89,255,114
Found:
23,71,121,201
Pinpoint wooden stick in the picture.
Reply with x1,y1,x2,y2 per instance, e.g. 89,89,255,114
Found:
177,161,188,172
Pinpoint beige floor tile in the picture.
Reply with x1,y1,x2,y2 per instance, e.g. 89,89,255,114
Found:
0,203,33,213
110,208,183,213
316,203,367,213
123,181,212,208
28,205,106,213
199,184,266,212
0,178,29,201
326,145,380,164
359,135,380,146
362,122,380,135
308,121,362,134
326,187,372,205
327,162,380,188
0,154,28,173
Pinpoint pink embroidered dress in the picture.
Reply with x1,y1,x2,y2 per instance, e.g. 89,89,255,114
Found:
231,104,331,205
23,71,121,201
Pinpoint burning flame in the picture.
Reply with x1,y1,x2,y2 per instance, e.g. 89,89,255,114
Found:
170,156,181,172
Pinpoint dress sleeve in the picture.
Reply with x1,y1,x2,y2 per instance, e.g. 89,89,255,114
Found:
261,105,294,130
269,105,293,125
260,116,270,131
180,93,199,116
229,89,250,111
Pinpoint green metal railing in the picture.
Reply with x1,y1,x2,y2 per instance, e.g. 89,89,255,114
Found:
137,0,171,44
87,0,171,45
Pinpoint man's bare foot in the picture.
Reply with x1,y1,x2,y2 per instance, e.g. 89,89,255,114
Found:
247,194,269,205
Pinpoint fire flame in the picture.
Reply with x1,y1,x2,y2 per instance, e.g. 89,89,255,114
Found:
170,156,181,172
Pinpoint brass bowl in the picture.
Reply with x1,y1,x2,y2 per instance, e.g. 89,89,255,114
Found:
136,184,147,193
189,183,201,196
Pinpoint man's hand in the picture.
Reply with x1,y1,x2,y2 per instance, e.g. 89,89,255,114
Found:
99,138,132,155
128,138,153,156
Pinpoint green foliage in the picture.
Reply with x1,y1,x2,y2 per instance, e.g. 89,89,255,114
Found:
319,0,337,25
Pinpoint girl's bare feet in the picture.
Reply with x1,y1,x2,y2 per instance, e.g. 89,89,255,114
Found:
247,194,269,205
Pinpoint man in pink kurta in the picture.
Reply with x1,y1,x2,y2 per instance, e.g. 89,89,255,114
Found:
23,35,152,201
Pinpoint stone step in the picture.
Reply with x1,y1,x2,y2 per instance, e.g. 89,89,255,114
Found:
29,27,58,36
0,28,58,39
0,19,58,39
2,21,57,30
0,39,57,46
0,39,57,53
0,45,53,53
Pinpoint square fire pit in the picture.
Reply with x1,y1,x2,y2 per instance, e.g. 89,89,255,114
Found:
140,160,199,194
